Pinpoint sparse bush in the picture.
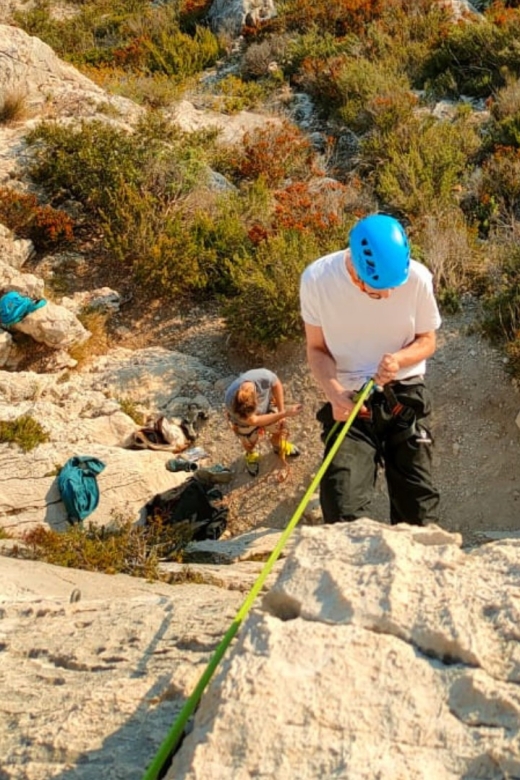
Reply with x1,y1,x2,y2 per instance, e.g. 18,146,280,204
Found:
241,34,288,80
477,146,520,227
489,76,520,122
413,209,483,310
0,415,50,452
362,113,481,218
235,120,317,187
84,66,183,107
117,397,146,426
0,188,74,250
205,75,270,114
69,309,109,366
481,241,520,368
16,517,194,579
223,230,329,350
421,12,520,98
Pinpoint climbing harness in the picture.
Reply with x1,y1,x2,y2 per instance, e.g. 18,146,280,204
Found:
141,379,375,780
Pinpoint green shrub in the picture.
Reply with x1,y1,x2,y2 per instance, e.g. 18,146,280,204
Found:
26,116,213,271
134,194,254,297
420,14,520,98
283,30,358,81
222,230,324,350
203,75,271,114
293,46,418,129
481,242,520,364
476,146,520,228
365,0,453,81
362,113,481,218
27,119,149,216
16,517,194,579
14,0,221,77
0,415,50,452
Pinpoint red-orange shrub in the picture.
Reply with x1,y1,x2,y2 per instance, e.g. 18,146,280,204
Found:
0,188,74,249
274,181,345,234
237,121,316,187
113,36,150,69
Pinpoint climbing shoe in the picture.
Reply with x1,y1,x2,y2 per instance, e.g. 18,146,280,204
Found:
273,441,301,458
195,464,233,485
166,458,198,473
244,451,260,477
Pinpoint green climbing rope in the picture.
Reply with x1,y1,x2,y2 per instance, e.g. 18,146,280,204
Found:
142,378,375,780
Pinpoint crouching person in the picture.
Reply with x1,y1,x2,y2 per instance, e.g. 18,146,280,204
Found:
225,368,302,476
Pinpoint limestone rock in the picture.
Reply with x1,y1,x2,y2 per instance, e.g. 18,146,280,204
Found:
0,258,44,298
169,520,520,779
0,223,34,269
0,556,243,780
208,0,277,35
13,299,91,348
0,23,142,121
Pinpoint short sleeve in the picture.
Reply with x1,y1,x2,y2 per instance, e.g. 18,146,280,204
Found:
300,267,321,326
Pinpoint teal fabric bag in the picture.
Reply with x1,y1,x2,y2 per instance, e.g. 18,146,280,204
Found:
0,291,46,327
57,456,106,525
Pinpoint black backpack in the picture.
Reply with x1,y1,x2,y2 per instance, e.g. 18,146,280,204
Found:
146,478,228,542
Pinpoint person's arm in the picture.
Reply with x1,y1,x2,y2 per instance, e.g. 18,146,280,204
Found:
375,331,437,386
245,377,301,427
270,378,285,413
305,322,363,419
249,404,302,428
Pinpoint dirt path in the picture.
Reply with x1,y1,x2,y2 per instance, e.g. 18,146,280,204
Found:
116,297,520,546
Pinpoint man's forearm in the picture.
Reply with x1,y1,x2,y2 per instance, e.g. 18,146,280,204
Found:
307,345,343,401
393,332,436,369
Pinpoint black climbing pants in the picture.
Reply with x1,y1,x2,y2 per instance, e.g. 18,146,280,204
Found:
317,381,440,527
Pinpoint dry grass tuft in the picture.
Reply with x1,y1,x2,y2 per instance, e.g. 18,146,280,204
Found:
0,90,29,124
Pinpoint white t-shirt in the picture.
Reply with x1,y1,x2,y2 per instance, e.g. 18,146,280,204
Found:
300,249,442,391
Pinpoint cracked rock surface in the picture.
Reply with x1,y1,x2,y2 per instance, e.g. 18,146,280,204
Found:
169,519,520,780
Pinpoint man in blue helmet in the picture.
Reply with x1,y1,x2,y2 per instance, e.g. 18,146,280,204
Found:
300,213,441,526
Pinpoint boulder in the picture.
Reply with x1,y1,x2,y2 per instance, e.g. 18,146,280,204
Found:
169,519,520,779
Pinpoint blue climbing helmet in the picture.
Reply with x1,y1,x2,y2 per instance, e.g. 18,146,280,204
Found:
349,214,410,290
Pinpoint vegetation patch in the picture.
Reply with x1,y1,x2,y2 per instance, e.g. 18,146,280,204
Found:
13,517,196,580
0,415,50,452
0,188,74,250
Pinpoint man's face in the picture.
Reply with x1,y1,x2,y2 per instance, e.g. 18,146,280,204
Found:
346,251,395,299
356,277,393,300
